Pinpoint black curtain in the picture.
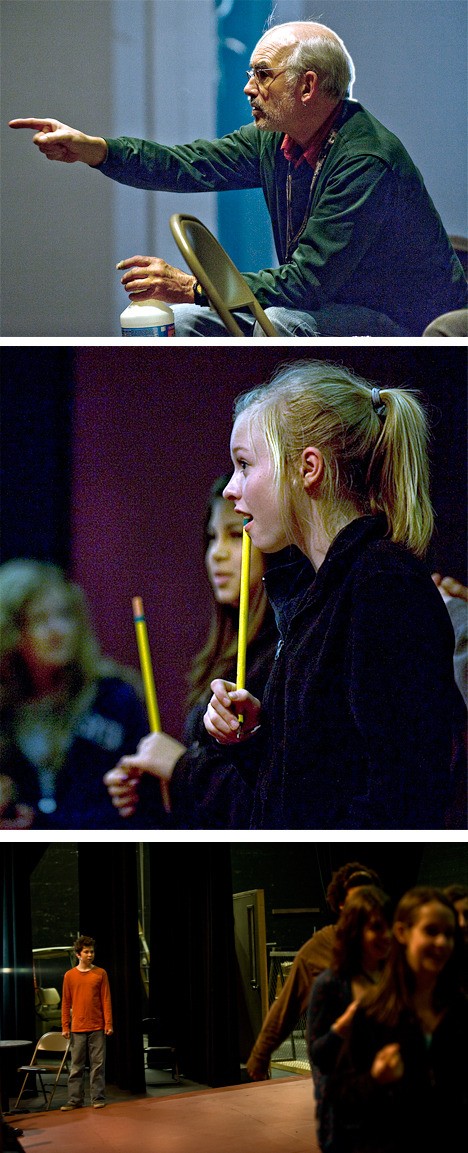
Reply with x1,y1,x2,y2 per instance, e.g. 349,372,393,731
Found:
149,844,240,1087
0,847,45,1107
0,847,45,1040
77,844,146,1094
0,349,74,568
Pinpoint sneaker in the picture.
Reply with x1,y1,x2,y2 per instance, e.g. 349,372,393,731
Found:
93,1101,106,1108
61,1104,81,1111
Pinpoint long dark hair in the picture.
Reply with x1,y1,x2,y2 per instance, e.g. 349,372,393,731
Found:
332,886,392,978
186,475,269,709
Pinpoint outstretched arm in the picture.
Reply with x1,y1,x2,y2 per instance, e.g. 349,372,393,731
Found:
9,118,108,165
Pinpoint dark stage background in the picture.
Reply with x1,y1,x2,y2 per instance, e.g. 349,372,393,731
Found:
1,345,466,740
2,843,467,1094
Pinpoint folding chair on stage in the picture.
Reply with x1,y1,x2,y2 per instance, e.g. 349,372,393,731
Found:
14,1032,70,1111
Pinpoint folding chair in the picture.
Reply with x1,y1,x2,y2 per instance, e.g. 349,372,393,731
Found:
169,213,278,336
14,1032,70,1111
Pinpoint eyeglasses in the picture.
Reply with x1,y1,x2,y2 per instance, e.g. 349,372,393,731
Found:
245,66,288,92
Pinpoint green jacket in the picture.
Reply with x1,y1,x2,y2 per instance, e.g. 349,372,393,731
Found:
99,100,466,333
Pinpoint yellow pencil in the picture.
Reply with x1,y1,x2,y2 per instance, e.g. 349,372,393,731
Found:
132,596,170,812
236,520,251,730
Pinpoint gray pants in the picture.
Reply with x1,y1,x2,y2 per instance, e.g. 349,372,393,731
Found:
172,303,412,337
67,1030,106,1105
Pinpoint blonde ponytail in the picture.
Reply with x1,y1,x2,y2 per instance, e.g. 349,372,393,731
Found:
367,389,433,557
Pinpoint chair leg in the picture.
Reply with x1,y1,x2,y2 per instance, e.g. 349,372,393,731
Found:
13,1073,29,1110
47,1066,68,1111
14,1070,47,1110
46,1081,58,1110
172,1050,180,1083
37,1073,48,1107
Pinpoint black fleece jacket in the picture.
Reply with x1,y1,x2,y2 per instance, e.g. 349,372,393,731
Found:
247,516,457,829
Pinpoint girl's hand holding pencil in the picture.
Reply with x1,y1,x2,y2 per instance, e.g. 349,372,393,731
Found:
104,762,140,818
204,521,261,744
104,731,185,817
203,680,261,744
204,517,261,744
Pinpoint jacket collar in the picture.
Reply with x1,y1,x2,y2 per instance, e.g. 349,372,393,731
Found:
280,100,344,169
264,516,388,637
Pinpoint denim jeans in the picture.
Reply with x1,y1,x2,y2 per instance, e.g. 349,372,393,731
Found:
171,303,412,337
67,1030,106,1104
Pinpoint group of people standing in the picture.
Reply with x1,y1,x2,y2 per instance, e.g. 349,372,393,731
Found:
248,862,468,1153
306,881,467,1153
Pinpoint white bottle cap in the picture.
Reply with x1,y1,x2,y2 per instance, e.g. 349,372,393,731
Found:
120,298,175,336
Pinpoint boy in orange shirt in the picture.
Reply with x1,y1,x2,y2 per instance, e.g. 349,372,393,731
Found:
61,935,113,1110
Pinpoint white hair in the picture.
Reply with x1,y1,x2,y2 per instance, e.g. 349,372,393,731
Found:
263,21,355,99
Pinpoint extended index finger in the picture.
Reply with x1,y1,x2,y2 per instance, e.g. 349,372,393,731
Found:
9,118,57,130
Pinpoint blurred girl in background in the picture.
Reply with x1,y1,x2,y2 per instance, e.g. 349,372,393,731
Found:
0,559,159,829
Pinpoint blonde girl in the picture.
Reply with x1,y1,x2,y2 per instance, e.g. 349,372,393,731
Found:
204,360,459,828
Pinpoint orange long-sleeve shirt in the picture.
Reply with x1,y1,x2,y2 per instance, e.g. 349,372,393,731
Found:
62,966,113,1033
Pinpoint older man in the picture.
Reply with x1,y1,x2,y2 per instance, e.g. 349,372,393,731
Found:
10,21,466,335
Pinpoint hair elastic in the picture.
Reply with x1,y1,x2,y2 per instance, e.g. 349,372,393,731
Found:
371,387,387,421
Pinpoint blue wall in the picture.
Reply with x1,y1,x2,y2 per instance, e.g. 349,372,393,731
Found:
216,0,275,270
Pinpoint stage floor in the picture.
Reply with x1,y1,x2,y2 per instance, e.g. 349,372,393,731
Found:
14,1075,318,1153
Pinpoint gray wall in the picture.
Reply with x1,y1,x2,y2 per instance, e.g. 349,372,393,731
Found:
2,0,466,336
2,0,115,335
1,0,217,336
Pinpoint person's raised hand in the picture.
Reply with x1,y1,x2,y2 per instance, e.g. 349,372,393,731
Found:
103,763,142,818
371,1042,404,1083
104,731,185,817
432,573,468,604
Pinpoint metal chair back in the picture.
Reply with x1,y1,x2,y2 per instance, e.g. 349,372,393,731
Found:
170,213,277,336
